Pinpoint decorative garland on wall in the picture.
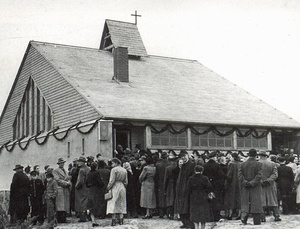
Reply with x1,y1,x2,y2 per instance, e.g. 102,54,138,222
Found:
146,123,274,139
0,119,297,153
0,118,101,153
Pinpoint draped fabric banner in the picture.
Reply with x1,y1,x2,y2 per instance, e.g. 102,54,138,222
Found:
0,119,101,153
146,122,272,139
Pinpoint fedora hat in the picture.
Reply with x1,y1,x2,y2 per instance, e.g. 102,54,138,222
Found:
208,151,217,158
258,150,268,157
13,164,23,171
78,156,87,162
57,158,66,164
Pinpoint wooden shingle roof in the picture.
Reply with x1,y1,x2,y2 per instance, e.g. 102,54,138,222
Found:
100,19,148,57
32,41,300,129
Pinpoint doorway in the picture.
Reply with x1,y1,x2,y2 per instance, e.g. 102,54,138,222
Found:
114,129,131,151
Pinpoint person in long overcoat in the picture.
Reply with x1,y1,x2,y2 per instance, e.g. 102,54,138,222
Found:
276,156,294,214
70,158,79,215
86,162,104,227
238,149,262,225
75,156,91,222
53,158,71,223
163,153,178,219
187,165,213,229
139,156,156,218
175,150,195,229
155,151,169,218
97,160,111,219
106,158,128,226
203,151,228,222
258,150,281,222
224,153,241,219
9,164,30,224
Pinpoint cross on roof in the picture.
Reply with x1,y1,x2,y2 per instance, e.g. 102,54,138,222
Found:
131,10,141,25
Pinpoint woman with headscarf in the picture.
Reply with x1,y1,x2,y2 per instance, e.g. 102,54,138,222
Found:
86,162,104,227
106,158,128,226
139,156,156,219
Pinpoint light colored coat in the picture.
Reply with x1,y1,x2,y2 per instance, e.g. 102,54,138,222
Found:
53,167,71,212
260,159,278,207
139,164,157,209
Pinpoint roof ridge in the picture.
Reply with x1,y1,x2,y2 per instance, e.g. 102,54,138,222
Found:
148,54,198,63
106,19,136,25
30,40,100,52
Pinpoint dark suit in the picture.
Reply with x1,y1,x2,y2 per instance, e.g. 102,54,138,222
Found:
203,159,228,221
277,164,294,214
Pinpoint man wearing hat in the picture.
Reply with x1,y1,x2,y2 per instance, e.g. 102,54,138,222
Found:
164,150,178,220
155,151,169,218
175,150,195,229
75,156,91,222
277,156,294,214
9,165,30,224
70,158,79,215
203,151,229,222
53,158,71,223
258,150,281,222
239,149,263,225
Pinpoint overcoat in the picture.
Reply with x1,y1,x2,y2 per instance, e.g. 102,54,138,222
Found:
187,173,213,223
203,160,228,211
224,161,241,209
238,157,262,214
164,163,178,207
276,164,294,200
75,164,90,212
9,171,30,220
98,168,111,216
106,166,128,214
86,169,104,216
155,158,169,208
53,168,71,212
175,160,195,214
139,164,157,209
260,159,278,207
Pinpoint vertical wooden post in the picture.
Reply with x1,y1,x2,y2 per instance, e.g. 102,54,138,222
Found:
233,130,237,150
267,132,272,151
145,126,152,149
187,128,192,149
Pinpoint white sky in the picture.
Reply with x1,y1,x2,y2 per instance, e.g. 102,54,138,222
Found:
0,0,300,122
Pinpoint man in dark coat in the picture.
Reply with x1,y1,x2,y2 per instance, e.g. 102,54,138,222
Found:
238,149,263,225
175,150,195,229
276,156,294,214
75,156,91,222
9,164,30,224
164,150,178,220
97,160,111,219
203,151,228,222
70,158,79,215
155,151,170,218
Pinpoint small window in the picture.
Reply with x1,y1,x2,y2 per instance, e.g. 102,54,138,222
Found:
191,127,233,149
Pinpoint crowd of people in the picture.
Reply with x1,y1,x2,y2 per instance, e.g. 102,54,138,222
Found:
8,144,300,229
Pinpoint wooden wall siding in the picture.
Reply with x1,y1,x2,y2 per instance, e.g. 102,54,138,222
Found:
0,44,101,145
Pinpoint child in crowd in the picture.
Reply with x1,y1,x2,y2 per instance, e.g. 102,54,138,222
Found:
29,170,45,226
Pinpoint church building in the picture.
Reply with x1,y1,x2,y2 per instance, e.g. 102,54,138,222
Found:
0,19,299,189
